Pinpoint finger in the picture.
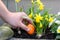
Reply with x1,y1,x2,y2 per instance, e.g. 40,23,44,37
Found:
22,12,28,16
23,16,34,24
18,21,30,31
12,26,18,29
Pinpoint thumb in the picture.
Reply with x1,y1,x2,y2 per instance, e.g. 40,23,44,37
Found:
18,21,30,31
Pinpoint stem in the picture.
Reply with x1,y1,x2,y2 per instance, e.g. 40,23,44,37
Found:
15,2,18,12
7,0,8,8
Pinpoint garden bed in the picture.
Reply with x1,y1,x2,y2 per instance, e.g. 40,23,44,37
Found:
12,28,56,39
0,23,56,39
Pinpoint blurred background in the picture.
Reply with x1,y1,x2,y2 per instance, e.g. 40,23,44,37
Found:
0,0,60,25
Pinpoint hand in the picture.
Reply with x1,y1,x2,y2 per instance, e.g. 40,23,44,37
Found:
0,0,33,31
4,12,33,31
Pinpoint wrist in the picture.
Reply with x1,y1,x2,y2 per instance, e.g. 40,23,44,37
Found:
0,11,11,21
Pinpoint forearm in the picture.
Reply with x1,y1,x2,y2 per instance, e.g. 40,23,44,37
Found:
0,0,10,18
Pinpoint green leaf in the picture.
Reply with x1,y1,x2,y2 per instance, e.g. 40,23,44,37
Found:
43,9,49,16
50,23,58,33
35,23,43,34
57,16,60,20
20,7,23,12
56,35,60,39
36,27,43,34
26,8,31,15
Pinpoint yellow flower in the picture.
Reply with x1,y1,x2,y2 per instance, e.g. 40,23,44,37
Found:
57,26,60,33
37,0,40,2
35,18,40,23
31,0,34,3
36,0,41,4
36,0,43,5
39,4,44,10
40,23,43,28
36,0,44,10
15,0,21,3
29,13,33,18
49,17,54,22
34,14,43,23
57,29,60,33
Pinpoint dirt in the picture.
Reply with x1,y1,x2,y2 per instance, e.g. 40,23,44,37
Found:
12,28,56,39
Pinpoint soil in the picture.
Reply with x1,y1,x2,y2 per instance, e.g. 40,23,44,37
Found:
12,28,56,39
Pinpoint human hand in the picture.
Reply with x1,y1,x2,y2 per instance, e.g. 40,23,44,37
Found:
4,12,33,31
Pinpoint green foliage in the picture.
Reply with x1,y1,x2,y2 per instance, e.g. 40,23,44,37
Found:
50,23,59,33
15,0,60,38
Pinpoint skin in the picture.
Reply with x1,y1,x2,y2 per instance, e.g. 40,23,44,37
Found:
0,0,33,31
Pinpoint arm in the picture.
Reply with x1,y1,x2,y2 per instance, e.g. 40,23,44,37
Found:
0,0,10,18
0,0,33,31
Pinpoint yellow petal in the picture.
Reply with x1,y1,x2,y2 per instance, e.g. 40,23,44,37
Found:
40,16,43,20
36,19,40,23
57,29,60,33
15,0,21,3
40,23,43,28
49,17,54,22
31,0,34,3
37,0,40,2
35,14,38,17
37,0,41,4
29,13,33,18
39,4,44,10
